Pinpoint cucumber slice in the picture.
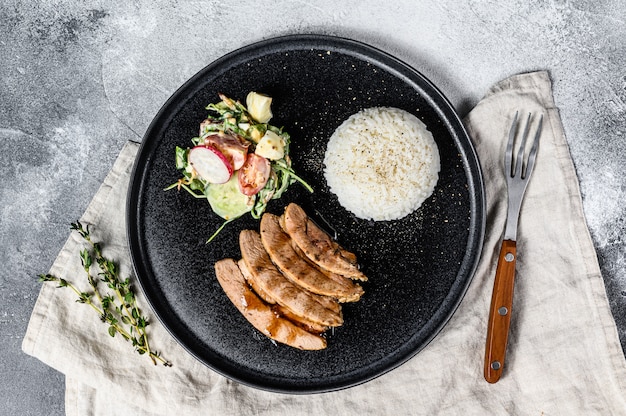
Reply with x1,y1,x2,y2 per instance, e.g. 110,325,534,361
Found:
206,173,254,220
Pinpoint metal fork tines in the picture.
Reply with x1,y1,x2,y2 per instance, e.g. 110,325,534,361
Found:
503,112,543,241
484,111,543,384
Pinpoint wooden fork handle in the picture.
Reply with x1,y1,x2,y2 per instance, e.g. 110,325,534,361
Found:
484,239,517,383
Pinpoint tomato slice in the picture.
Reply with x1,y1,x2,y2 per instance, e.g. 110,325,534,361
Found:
238,153,271,196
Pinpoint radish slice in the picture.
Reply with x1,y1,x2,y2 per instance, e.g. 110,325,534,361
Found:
188,145,233,184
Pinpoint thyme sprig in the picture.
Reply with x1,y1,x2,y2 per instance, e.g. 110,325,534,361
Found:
38,221,171,367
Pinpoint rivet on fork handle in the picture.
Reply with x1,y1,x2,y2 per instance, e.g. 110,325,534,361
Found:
484,239,517,383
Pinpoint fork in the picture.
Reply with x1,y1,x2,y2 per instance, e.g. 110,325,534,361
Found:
484,111,543,383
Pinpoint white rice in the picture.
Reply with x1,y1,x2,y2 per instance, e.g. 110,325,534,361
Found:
323,107,440,221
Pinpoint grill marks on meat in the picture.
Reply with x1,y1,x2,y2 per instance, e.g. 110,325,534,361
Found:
260,213,364,303
214,203,368,350
214,258,327,350
240,230,343,328
238,259,275,304
281,203,368,281
291,243,364,302
239,258,329,334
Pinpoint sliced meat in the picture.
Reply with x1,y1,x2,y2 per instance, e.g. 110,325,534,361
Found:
274,305,329,335
291,243,364,303
239,229,343,327
281,203,368,281
238,258,275,304
214,258,326,350
260,213,364,302
239,259,328,334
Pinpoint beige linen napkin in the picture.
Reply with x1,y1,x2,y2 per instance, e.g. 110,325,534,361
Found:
23,71,626,415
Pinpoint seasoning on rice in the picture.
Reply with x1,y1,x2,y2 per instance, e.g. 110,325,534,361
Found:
323,107,440,221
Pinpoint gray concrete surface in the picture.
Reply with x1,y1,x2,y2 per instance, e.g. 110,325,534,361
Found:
1,1,624,414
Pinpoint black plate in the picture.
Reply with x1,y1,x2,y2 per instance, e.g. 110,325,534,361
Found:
127,34,485,393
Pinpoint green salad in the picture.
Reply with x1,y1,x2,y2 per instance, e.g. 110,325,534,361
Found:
165,92,313,242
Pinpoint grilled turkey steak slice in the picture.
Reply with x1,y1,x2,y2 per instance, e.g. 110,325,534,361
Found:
214,258,327,350
239,229,343,327
260,213,363,302
281,203,368,281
